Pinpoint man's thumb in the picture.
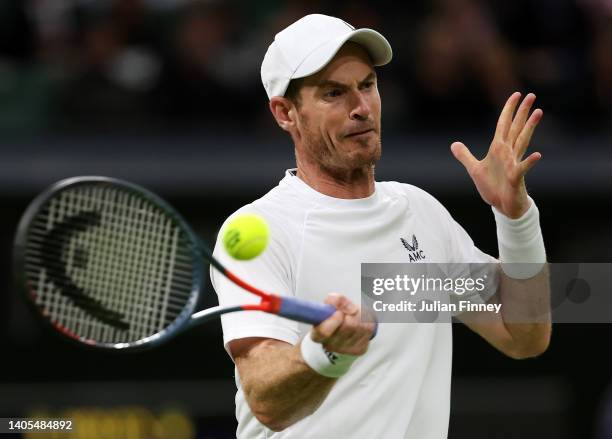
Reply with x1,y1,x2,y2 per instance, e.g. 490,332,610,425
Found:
450,142,477,172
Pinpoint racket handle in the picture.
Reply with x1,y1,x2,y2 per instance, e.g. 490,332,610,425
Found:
278,297,378,338
279,297,335,325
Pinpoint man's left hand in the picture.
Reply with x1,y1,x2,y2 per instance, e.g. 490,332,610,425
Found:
450,92,543,219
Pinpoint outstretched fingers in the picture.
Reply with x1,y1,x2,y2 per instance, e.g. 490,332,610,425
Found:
518,152,542,178
509,93,536,144
495,92,521,141
515,108,543,160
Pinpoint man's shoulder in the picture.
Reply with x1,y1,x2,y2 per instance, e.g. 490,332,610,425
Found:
222,184,309,238
377,181,447,212
253,180,304,208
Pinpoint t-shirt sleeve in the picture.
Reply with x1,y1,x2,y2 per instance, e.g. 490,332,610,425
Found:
210,210,300,356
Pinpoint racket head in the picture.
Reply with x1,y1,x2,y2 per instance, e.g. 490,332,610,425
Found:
13,176,204,351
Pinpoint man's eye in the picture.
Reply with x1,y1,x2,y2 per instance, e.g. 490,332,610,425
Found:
325,89,342,98
363,81,374,89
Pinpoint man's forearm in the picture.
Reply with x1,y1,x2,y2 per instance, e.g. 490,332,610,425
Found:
499,263,552,355
235,339,336,431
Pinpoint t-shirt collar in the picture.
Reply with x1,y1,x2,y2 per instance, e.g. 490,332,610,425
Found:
281,168,379,207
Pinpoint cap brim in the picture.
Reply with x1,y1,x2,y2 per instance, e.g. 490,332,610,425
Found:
292,28,393,80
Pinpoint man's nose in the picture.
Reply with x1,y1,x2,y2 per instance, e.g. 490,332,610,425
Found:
349,91,371,121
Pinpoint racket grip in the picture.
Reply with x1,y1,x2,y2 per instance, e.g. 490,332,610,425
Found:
279,297,335,325
278,297,378,338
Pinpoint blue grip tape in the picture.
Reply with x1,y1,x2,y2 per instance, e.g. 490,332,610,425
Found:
278,296,378,339
279,296,335,325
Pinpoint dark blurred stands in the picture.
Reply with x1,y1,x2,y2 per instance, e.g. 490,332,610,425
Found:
0,0,610,137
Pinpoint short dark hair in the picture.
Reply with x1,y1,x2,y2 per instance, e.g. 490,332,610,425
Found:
284,77,305,107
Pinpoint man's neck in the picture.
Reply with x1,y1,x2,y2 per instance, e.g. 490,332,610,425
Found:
295,163,375,199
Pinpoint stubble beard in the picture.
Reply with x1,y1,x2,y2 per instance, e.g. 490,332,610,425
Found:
300,119,382,180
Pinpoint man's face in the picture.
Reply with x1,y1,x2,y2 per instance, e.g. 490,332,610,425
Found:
292,43,382,174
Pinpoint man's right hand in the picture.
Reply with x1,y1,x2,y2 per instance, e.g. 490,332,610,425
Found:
311,293,375,356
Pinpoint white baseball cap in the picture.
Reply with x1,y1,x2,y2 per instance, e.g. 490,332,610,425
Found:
261,14,393,99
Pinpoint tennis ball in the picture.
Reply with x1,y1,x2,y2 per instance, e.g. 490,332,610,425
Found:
223,213,270,260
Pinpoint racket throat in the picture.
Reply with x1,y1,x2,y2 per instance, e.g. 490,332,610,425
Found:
242,295,282,314
262,295,282,313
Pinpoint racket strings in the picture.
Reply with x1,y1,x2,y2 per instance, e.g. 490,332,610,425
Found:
23,185,196,345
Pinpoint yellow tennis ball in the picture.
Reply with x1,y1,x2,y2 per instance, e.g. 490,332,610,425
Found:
223,213,270,260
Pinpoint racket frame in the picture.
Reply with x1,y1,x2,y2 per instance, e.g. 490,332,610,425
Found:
13,176,204,351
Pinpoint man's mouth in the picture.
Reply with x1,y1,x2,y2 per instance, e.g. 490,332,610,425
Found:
345,129,374,138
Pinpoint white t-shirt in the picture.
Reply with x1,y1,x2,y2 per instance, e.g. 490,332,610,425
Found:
211,169,498,439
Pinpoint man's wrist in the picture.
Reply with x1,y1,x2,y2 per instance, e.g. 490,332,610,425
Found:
300,331,358,378
492,196,546,279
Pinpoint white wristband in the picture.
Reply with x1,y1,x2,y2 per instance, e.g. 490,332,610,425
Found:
492,197,546,279
300,331,358,378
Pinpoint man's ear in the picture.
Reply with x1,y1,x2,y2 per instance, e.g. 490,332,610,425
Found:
269,97,297,133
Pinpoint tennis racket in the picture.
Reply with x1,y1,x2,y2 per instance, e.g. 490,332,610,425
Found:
13,176,345,350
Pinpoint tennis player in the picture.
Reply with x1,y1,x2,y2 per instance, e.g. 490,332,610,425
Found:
211,14,551,438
